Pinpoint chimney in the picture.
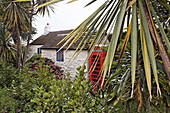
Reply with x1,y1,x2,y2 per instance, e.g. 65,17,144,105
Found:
44,23,51,35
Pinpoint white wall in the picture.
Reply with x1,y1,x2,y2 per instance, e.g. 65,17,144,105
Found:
40,49,88,79
29,47,88,79
62,50,88,79
41,49,56,62
29,45,42,58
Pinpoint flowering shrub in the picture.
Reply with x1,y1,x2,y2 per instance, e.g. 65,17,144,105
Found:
0,60,166,112
0,55,66,112
29,55,64,79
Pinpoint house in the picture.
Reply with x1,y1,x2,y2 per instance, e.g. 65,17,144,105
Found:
30,29,89,79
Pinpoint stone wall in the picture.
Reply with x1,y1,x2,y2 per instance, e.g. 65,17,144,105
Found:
62,50,88,79
40,49,88,79
41,49,56,62
29,45,42,58
29,46,88,79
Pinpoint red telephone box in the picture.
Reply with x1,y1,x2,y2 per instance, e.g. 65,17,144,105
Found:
89,46,107,89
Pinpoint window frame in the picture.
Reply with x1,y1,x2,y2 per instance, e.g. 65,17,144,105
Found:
37,48,41,54
56,49,64,62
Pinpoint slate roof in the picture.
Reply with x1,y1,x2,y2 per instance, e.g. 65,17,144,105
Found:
31,29,89,50
30,29,73,45
41,35,89,50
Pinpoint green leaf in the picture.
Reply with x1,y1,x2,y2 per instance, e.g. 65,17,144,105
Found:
102,0,128,87
148,0,170,51
84,0,97,7
138,0,161,96
130,2,137,97
140,25,152,99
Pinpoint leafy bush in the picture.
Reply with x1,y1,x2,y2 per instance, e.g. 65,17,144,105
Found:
0,55,66,112
0,55,168,112
5,56,65,112
28,55,64,79
0,62,21,112
0,88,20,113
0,62,18,88
30,76,102,113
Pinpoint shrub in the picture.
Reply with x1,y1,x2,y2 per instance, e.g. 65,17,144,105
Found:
9,69,59,111
0,88,20,112
0,62,18,88
30,76,102,112
0,56,67,112
28,55,64,79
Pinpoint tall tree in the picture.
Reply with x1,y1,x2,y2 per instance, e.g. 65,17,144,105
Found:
2,0,29,68
23,0,55,66
1,0,55,67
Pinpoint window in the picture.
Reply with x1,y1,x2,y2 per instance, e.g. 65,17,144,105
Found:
56,50,64,62
37,48,41,54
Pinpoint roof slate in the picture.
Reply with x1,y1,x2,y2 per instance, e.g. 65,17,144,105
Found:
31,29,89,50
30,29,73,45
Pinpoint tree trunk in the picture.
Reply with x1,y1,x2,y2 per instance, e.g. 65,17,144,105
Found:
12,23,21,68
16,24,21,68
23,1,34,66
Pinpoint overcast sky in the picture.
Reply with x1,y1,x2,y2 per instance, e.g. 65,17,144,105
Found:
33,0,105,39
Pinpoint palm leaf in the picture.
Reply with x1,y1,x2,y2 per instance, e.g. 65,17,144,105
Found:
84,0,97,7
34,0,64,9
140,24,152,99
101,0,128,87
146,0,170,80
56,1,108,52
130,2,137,97
67,0,78,4
148,0,170,51
118,22,132,63
138,0,161,96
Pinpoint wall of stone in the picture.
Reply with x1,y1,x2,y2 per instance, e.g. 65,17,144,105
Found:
62,50,88,80
41,49,57,62
29,45,42,58
29,47,88,79
41,49,88,79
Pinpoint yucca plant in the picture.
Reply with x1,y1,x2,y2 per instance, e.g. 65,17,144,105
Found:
0,22,16,65
1,0,30,67
13,0,56,66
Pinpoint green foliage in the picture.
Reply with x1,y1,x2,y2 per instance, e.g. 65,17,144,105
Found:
0,22,17,65
0,62,20,112
0,59,168,112
29,76,99,112
0,88,20,112
28,55,64,79
10,56,64,111
0,56,66,112
0,54,169,112
0,62,17,88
